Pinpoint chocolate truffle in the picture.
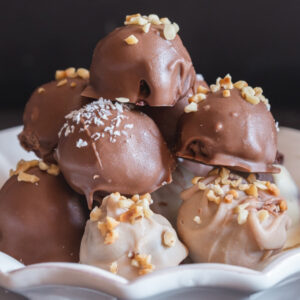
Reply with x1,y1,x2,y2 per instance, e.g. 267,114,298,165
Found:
140,75,209,148
56,98,175,209
177,168,291,268
176,75,279,173
0,160,88,265
19,68,90,162
82,14,196,107
151,158,212,227
80,193,187,280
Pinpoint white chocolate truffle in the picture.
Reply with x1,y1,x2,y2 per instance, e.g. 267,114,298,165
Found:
80,193,187,279
177,168,291,269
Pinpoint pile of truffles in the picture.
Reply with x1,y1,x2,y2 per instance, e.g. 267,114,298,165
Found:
0,13,295,279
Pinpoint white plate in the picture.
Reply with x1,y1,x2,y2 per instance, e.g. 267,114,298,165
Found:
0,126,300,299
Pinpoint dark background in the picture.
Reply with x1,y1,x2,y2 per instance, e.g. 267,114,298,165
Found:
0,0,299,129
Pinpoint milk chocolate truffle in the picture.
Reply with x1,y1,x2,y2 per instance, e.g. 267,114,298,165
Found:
177,168,291,268
151,158,212,227
140,75,209,148
177,75,279,173
56,98,175,208
80,193,187,280
82,14,196,107
0,160,88,265
19,68,90,162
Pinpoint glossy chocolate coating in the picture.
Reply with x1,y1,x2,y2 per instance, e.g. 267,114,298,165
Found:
55,99,175,208
176,88,279,173
140,79,209,148
0,167,88,265
19,78,90,162
82,24,196,106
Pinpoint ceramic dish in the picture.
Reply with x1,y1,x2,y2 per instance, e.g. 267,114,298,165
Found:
0,125,300,299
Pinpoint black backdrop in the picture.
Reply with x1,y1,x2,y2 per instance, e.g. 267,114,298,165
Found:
0,0,299,128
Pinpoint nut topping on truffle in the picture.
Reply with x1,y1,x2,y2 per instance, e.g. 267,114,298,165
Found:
177,76,279,173
18,68,91,162
80,192,187,279
81,14,195,106
177,168,291,268
0,161,88,265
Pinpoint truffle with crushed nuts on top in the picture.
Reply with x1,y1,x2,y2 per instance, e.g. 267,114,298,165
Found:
18,68,91,162
177,168,291,268
82,14,196,107
80,192,187,280
0,160,89,265
176,75,279,173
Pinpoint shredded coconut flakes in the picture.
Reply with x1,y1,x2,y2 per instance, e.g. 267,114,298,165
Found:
76,139,88,148
58,98,134,145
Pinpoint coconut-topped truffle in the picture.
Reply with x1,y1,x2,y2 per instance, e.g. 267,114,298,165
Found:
55,98,175,209
176,75,279,173
80,192,187,280
0,160,88,265
82,14,196,107
18,68,91,162
177,168,291,268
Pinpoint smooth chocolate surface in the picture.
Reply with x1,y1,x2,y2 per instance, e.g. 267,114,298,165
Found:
19,77,90,162
176,88,279,173
56,99,175,208
140,79,209,149
0,167,88,265
82,24,196,106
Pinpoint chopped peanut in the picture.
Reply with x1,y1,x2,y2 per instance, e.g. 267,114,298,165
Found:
247,174,256,183
38,161,49,171
224,194,233,203
162,231,176,247
47,164,60,176
160,17,171,25
17,172,40,183
188,93,206,103
233,80,248,90
90,207,102,221
142,23,151,33
57,78,68,87
184,102,198,113
227,189,239,199
124,35,139,45
65,67,77,78
257,209,269,222
197,85,209,94
77,68,90,79
279,200,287,212
266,182,280,196
55,70,66,80
223,90,230,97
191,176,204,185
245,184,258,197
131,253,155,275
110,261,118,274
207,190,221,204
